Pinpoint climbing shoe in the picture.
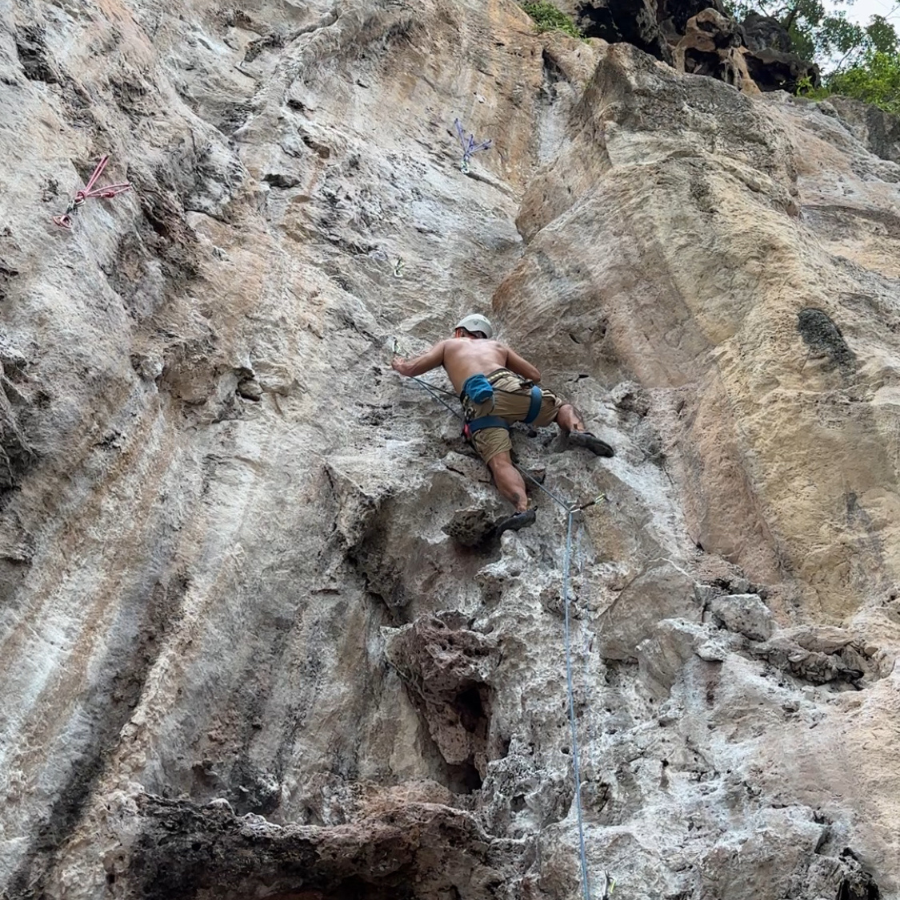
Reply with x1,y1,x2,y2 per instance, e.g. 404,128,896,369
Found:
494,509,536,536
567,432,614,457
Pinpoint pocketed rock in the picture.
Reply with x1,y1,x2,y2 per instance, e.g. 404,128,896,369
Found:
673,9,754,92
383,615,501,773
709,592,775,641
236,378,262,401
749,634,872,686
129,794,526,900
443,507,496,547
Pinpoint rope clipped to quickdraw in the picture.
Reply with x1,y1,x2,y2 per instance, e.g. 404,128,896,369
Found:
399,367,609,900
453,118,492,173
52,155,132,229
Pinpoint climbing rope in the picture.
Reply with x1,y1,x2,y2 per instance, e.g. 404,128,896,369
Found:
402,372,599,900
562,509,592,900
52,155,132,229
403,375,461,419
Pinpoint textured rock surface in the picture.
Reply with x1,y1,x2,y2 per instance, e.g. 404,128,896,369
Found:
673,9,752,92
740,11,793,53
1,1,900,899
572,0,673,64
554,0,819,94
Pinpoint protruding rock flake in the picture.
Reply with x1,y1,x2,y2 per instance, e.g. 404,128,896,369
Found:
1,1,900,899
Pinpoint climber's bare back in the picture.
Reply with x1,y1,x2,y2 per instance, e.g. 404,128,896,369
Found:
390,335,541,391
439,339,541,393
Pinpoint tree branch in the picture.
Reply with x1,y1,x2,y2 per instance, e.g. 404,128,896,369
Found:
782,4,801,31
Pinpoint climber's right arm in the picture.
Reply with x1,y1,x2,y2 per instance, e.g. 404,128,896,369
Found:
391,340,447,377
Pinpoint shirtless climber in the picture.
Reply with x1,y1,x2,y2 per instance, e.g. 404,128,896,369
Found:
391,314,613,533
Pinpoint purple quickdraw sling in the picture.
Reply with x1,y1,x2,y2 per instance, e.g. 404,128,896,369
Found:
454,118,492,171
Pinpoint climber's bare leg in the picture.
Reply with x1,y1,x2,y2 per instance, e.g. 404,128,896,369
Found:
487,452,528,512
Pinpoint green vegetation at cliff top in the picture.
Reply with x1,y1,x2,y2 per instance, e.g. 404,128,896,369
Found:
520,2,583,39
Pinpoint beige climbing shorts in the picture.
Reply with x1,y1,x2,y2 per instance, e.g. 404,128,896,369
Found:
462,368,565,464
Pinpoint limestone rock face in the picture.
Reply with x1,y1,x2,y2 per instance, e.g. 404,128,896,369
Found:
743,44,820,93
1,2,900,900
673,9,755,93
741,10,793,53
553,0,820,94
573,0,674,64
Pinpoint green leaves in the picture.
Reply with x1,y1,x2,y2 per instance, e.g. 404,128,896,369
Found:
828,51,900,114
726,0,898,72
520,2,583,38
727,0,900,114
865,15,899,54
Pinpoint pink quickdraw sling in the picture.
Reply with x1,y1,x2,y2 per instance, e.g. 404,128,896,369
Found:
52,155,132,229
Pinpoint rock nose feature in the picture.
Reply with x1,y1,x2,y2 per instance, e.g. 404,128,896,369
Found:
1,2,900,899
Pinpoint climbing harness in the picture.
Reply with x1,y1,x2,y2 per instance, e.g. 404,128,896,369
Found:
463,415,509,439
459,372,543,440
403,373,607,900
459,373,500,439
52,155,132,229
524,384,543,424
453,118,492,173
402,376,577,510
461,386,540,439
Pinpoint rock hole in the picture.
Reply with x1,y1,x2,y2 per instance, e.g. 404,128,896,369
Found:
797,308,856,373
262,172,301,190
454,686,485,733
837,848,881,900
576,1,671,62
837,878,881,900
540,47,565,88
511,794,527,813
14,26,58,82
319,877,417,900
447,762,483,793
